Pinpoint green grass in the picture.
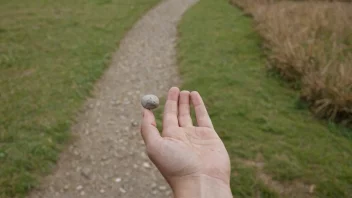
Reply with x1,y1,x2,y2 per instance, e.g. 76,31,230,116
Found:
0,0,160,197
156,0,352,197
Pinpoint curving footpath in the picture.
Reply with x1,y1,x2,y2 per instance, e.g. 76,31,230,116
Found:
28,0,198,197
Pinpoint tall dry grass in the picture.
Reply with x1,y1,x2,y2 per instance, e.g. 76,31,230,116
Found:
231,0,352,122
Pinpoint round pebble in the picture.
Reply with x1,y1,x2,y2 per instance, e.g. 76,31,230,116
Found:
141,95,159,110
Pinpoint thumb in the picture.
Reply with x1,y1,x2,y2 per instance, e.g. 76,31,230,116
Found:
141,109,162,145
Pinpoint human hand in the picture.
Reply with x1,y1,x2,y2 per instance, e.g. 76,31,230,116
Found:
141,87,232,198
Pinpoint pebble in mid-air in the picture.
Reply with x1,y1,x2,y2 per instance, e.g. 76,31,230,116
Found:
141,94,159,110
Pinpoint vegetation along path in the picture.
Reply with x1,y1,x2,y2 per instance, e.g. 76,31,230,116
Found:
154,0,352,197
28,0,198,197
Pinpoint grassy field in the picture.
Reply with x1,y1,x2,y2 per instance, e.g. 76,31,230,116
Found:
156,0,352,197
0,0,160,197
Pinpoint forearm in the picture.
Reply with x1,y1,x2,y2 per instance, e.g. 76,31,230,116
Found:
171,175,233,198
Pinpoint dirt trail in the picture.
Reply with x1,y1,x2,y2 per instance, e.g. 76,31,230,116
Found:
28,0,198,197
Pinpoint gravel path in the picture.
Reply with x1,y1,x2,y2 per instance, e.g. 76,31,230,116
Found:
28,0,198,197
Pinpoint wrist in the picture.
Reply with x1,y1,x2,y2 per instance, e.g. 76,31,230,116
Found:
170,175,233,198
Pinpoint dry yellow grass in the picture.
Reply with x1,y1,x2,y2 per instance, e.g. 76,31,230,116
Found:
231,0,352,122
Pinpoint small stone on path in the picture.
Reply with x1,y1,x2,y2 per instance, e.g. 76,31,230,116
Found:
119,187,127,193
143,162,151,168
115,178,122,183
81,168,91,179
76,185,83,191
131,121,138,127
151,182,157,188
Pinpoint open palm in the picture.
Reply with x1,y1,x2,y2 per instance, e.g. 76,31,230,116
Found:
141,87,231,187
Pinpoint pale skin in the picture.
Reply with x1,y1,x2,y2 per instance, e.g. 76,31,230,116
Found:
141,87,233,198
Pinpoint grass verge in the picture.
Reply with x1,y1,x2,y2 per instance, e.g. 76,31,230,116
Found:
156,0,352,197
232,0,352,122
0,0,160,197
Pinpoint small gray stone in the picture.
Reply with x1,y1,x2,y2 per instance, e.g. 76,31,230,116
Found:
151,183,157,188
141,95,159,110
76,166,82,172
120,115,126,120
115,177,122,183
76,185,83,191
152,190,158,195
131,121,138,127
73,150,80,156
165,190,172,196
81,168,91,179
143,162,151,168
119,187,127,193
